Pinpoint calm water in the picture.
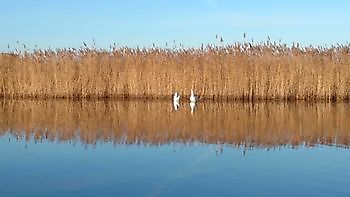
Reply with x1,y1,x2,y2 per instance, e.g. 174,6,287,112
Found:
0,100,350,196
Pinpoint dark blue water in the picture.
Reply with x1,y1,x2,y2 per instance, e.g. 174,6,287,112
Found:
1,134,350,197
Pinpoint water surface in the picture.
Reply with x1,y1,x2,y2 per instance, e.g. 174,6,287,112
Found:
0,100,350,196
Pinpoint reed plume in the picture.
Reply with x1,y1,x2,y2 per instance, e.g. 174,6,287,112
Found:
1,41,350,101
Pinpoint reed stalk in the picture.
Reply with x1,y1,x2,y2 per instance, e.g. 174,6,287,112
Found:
1,42,350,101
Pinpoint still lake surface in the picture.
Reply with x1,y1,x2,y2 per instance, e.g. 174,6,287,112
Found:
0,100,350,196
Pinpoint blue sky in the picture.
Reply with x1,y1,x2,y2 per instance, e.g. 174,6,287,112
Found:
1,0,350,50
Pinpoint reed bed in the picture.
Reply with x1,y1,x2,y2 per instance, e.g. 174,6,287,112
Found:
1,41,350,100
1,100,350,148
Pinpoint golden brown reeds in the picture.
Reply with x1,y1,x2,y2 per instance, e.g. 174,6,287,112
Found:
1,41,350,101
1,100,350,148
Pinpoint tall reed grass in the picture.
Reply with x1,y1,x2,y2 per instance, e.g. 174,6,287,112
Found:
1,41,350,100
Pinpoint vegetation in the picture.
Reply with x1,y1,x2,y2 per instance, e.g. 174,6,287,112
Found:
1,41,350,101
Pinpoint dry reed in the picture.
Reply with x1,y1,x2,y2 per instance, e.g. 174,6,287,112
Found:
1,41,350,101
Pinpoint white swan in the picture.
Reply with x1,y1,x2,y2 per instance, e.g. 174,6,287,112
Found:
173,92,180,103
189,89,197,114
173,92,180,111
190,89,196,102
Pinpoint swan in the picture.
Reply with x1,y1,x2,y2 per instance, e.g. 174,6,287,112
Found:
173,92,180,103
173,92,180,111
190,89,196,102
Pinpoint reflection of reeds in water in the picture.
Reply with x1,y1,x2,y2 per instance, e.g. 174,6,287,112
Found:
0,100,350,148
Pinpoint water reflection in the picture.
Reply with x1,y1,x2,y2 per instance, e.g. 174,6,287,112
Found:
173,100,180,111
0,100,350,148
190,101,196,114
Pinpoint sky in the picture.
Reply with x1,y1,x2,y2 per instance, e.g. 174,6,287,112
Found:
1,0,350,51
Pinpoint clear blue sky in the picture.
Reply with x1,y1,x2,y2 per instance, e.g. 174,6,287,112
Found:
1,0,350,50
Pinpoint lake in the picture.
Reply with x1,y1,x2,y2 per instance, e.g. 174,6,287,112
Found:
0,100,350,196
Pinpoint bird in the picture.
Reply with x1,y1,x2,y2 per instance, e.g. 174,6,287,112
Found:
173,92,180,111
190,89,196,103
173,92,180,103
189,89,197,114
